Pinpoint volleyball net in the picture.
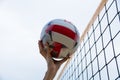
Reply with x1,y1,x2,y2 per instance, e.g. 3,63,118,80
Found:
57,0,120,80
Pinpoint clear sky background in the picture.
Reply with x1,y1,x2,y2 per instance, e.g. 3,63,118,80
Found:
0,0,100,80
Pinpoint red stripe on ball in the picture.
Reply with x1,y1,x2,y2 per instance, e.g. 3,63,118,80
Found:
46,25,78,41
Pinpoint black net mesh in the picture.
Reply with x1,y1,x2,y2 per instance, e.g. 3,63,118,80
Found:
60,0,120,80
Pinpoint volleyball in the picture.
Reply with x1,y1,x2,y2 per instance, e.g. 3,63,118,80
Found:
40,19,80,59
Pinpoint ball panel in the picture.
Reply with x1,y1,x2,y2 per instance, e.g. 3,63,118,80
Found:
52,31,76,49
58,48,69,58
58,48,75,58
51,42,62,58
46,24,78,41
49,19,76,32
42,33,51,45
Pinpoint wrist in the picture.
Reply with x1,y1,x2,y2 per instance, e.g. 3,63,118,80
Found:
44,66,58,80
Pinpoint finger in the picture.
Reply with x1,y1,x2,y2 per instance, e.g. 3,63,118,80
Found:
38,40,46,58
38,40,44,50
45,42,53,58
66,54,71,59
57,54,70,65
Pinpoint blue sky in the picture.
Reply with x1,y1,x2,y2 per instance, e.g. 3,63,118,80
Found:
0,0,101,80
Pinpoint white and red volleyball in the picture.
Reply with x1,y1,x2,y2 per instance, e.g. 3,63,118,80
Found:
40,19,80,58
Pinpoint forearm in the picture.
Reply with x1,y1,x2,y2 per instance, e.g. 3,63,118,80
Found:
43,67,58,80
44,71,54,80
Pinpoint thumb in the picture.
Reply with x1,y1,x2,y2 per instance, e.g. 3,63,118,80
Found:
58,54,70,65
